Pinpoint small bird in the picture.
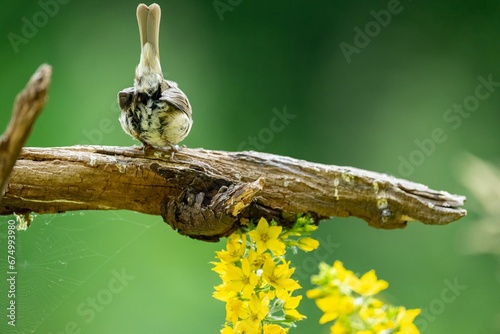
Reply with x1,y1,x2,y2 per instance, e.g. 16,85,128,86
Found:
118,3,192,153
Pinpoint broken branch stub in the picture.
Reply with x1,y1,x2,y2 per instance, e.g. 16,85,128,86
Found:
0,64,51,197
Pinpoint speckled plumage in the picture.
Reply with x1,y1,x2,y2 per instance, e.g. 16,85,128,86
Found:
118,3,192,149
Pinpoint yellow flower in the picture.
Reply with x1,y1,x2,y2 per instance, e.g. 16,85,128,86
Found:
333,261,358,286
263,289,276,301
211,261,228,276
214,216,317,332
220,325,235,334
316,294,355,324
306,287,323,299
297,237,320,252
216,232,247,263
309,261,421,334
263,324,288,334
360,304,393,332
330,319,350,334
234,319,258,334
238,293,270,332
282,294,306,320
352,269,388,296
249,292,270,321
225,259,259,298
247,250,269,271
213,284,235,302
395,308,421,334
262,257,301,295
226,298,249,325
248,218,285,256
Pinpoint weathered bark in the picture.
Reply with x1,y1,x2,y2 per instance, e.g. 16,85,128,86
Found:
0,64,51,197
1,145,466,241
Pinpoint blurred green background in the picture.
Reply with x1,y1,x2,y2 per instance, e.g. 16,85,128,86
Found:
1,0,499,333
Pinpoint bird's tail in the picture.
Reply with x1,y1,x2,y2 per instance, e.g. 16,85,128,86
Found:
136,3,162,75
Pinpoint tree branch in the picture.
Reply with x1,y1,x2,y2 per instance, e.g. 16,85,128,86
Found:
1,145,466,241
0,64,51,197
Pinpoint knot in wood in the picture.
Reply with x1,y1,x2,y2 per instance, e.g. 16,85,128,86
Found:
160,174,265,242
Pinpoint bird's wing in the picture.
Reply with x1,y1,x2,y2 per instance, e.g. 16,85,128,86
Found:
117,86,136,111
160,80,192,117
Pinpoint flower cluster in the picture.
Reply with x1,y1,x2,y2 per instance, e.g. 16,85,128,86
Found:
307,261,421,334
212,216,319,334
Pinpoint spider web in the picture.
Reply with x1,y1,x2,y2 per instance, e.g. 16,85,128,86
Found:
0,211,154,334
